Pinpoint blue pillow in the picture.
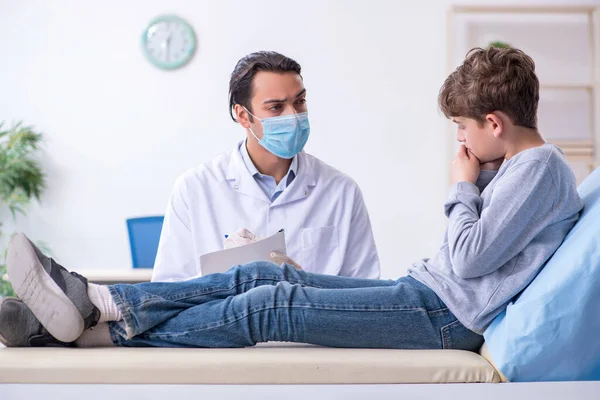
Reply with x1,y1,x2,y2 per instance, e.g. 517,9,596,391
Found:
484,167,600,382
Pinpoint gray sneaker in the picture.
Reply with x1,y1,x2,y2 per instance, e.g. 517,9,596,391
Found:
6,233,100,343
0,297,73,347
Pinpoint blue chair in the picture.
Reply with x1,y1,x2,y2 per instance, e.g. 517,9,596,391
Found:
126,216,164,268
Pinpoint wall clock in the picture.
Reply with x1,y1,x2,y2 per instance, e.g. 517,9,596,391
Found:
141,15,196,70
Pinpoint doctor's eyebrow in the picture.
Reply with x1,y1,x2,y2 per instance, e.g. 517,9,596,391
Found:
263,89,307,104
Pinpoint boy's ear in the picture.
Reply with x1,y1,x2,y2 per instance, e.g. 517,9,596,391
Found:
485,113,504,138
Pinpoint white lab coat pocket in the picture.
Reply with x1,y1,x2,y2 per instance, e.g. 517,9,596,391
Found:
300,226,341,274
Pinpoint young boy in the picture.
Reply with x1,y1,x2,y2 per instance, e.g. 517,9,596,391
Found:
0,47,583,349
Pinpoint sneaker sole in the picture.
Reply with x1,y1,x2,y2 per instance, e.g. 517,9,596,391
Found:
6,233,84,342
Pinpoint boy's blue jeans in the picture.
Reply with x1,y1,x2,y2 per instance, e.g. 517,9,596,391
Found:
107,262,483,350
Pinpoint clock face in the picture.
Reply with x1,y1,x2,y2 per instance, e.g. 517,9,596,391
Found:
141,15,196,70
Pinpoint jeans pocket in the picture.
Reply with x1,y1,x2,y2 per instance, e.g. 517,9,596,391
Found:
441,318,484,351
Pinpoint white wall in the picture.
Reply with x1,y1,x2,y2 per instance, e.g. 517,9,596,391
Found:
1,0,598,279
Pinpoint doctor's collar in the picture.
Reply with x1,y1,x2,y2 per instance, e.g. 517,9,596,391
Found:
240,140,298,178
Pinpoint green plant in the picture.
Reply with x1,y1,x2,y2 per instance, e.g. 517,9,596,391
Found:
0,122,46,297
488,41,511,49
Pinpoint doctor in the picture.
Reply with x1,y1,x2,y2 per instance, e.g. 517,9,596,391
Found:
151,51,380,282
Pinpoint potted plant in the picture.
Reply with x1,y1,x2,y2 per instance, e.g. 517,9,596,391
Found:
0,122,46,297
488,41,511,49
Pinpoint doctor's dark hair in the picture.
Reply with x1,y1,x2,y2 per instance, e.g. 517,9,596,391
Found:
439,46,539,129
229,51,302,122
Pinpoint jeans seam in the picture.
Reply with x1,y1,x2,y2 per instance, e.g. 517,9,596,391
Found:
427,307,449,316
128,276,324,308
107,321,127,345
141,304,430,339
108,285,139,339
441,318,462,349
171,276,284,300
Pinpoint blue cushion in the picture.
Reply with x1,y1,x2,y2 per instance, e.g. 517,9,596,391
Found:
484,167,600,382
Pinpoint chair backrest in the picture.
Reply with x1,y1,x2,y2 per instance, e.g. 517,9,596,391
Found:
126,216,164,268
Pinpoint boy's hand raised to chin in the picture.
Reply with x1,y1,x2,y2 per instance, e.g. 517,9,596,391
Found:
452,145,480,184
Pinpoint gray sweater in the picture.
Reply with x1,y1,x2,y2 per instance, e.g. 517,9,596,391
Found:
409,144,583,334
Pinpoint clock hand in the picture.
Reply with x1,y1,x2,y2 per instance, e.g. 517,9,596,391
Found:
165,33,172,63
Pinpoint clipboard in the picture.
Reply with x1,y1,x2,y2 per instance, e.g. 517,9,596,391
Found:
199,230,287,276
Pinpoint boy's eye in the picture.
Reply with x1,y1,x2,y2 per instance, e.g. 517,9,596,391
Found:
268,104,283,111
295,98,307,104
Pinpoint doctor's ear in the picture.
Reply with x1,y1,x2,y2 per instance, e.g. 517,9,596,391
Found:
235,104,252,128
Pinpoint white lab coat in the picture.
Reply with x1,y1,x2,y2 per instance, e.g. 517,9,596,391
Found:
151,142,380,282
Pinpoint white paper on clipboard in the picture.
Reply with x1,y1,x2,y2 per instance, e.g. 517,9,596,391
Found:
199,230,287,276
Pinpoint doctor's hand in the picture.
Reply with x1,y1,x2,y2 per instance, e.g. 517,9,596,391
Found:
452,145,480,185
223,228,261,249
269,251,303,270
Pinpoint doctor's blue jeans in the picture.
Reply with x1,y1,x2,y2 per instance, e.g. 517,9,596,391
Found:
106,262,483,350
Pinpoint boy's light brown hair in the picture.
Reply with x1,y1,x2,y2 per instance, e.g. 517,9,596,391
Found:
439,46,539,129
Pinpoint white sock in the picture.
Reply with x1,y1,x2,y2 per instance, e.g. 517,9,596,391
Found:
87,283,122,323
75,322,115,347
